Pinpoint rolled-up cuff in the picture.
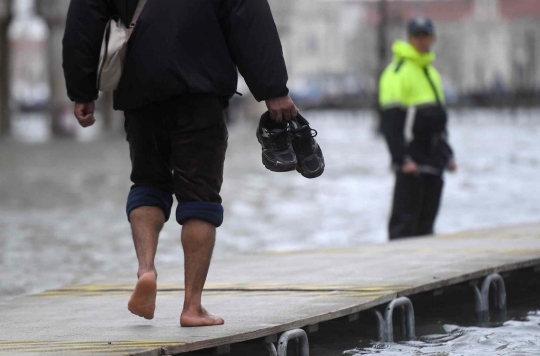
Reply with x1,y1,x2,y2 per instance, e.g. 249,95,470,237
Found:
127,186,173,222
176,202,224,227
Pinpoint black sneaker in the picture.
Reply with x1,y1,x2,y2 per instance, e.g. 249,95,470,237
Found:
256,112,297,172
290,114,325,178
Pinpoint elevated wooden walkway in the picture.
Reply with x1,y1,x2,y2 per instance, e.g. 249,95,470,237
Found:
1,223,539,355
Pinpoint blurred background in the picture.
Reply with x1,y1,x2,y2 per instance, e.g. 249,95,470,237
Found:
0,0,539,300
1,0,539,136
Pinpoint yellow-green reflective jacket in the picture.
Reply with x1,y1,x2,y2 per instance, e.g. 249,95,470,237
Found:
379,41,445,108
378,41,453,173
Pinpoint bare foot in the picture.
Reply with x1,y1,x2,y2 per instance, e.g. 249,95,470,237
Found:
180,306,224,327
128,272,157,320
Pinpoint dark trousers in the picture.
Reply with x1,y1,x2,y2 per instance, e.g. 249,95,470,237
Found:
389,172,444,240
124,95,228,227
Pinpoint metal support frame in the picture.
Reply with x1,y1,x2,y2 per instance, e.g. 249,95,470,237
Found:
384,297,415,342
276,329,309,356
370,297,416,342
264,335,278,356
265,342,277,356
399,306,407,340
372,309,385,342
471,273,507,321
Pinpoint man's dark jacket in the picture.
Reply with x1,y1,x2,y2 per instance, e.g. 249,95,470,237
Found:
63,0,289,110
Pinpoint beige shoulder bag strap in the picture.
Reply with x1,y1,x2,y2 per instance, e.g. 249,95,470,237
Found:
130,0,147,28
97,0,148,92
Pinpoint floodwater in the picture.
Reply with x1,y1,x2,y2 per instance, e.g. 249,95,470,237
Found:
1,109,539,355
351,317,540,356
311,273,540,356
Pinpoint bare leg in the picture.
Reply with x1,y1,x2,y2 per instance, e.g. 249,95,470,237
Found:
127,206,164,320
180,219,224,327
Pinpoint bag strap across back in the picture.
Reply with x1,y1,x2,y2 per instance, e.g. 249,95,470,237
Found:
422,67,441,105
130,0,147,28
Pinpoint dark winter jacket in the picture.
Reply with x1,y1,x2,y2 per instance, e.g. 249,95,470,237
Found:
63,0,289,111
379,41,453,174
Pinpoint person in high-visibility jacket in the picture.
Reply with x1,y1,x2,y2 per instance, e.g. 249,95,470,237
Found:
379,17,457,240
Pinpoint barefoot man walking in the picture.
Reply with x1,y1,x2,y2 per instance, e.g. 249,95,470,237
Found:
63,0,297,326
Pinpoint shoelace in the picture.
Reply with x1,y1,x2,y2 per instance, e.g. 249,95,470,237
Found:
267,130,292,150
288,120,318,139
264,124,317,150
289,126,318,154
291,127,318,139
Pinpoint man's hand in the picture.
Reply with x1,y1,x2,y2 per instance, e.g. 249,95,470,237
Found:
447,160,458,172
265,95,298,122
402,161,418,175
74,102,96,128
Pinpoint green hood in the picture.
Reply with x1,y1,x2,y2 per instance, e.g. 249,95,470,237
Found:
392,41,435,66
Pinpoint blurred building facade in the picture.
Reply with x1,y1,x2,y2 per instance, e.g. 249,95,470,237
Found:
269,0,540,108
0,0,118,138
1,0,540,137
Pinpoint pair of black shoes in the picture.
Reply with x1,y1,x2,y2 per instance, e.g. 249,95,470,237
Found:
256,112,325,178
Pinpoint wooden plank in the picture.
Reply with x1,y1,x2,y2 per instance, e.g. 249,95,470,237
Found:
0,223,539,356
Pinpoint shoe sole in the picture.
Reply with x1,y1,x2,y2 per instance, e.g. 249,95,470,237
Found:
263,158,296,173
262,155,296,172
296,163,325,178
